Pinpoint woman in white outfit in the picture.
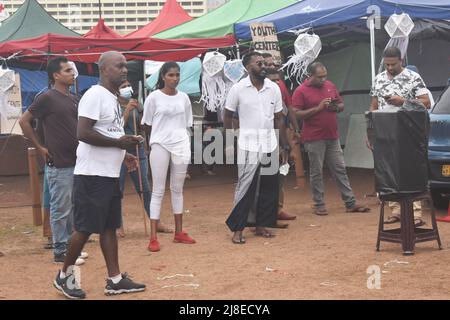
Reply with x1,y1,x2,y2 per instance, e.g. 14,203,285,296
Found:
141,61,195,252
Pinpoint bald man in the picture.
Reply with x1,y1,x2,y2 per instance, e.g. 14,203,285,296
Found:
53,51,146,299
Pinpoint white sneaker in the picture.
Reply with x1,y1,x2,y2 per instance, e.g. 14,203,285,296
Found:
79,252,89,259
75,257,85,266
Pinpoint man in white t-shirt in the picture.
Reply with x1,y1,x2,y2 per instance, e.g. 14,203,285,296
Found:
223,51,289,244
53,51,146,299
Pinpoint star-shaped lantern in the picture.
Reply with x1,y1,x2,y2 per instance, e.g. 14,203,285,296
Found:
384,13,415,38
294,33,322,60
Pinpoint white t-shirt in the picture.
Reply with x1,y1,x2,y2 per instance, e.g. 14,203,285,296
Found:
225,76,283,153
74,85,126,178
141,90,193,162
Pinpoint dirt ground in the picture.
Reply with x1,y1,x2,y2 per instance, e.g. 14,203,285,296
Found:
1,166,450,300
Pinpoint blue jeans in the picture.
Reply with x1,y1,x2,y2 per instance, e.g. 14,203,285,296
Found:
46,165,75,256
119,146,151,217
42,166,50,209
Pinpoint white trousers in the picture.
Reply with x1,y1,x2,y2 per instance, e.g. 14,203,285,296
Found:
149,144,188,220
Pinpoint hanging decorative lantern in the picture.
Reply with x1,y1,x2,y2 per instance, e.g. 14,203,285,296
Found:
201,51,227,113
282,33,322,83
384,13,414,38
294,33,322,59
377,13,415,73
223,60,246,83
0,68,16,123
202,51,226,77
0,68,15,94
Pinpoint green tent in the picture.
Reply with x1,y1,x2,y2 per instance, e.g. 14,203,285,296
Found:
154,0,298,39
0,0,79,43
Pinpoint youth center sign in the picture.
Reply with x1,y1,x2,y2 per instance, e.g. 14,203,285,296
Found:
250,22,281,65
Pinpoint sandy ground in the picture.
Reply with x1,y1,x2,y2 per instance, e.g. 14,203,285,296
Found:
1,166,450,300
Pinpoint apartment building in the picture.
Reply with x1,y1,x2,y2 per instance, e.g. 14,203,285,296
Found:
2,0,208,34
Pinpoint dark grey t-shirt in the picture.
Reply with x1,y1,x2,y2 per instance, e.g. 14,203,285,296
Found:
28,89,79,168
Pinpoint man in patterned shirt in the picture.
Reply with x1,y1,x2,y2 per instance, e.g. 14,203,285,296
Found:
369,46,430,226
370,47,430,111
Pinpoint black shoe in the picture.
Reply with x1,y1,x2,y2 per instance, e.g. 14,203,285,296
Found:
54,253,85,266
53,271,86,300
104,273,146,295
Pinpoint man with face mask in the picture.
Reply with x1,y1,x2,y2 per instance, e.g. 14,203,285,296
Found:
223,51,289,244
292,61,369,215
369,47,430,227
117,81,171,236
117,81,148,237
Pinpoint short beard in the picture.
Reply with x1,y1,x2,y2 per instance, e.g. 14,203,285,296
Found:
253,72,266,81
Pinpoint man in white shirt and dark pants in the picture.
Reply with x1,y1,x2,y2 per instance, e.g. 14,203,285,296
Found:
53,51,146,299
224,51,289,244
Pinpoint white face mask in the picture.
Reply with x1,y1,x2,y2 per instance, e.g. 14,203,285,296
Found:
119,86,133,100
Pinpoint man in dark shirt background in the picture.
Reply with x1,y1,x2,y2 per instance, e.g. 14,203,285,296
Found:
19,57,85,264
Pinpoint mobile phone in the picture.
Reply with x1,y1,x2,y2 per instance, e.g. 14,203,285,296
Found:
330,98,339,104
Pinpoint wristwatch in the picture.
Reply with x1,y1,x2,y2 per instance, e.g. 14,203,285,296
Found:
280,145,291,152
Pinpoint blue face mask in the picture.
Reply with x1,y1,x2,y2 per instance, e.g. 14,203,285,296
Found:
119,86,133,100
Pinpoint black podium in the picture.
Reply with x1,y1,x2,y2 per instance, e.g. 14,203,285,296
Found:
367,108,441,255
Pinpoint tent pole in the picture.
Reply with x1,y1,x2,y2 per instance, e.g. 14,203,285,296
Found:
369,18,376,86
236,42,240,59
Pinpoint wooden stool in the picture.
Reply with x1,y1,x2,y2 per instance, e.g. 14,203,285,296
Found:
376,192,442,255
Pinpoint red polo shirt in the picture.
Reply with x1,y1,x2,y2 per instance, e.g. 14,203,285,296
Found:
277,79,292,107
292,79,343,143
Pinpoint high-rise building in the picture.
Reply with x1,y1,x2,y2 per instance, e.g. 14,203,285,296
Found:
206,0,227,12
2,0,208,34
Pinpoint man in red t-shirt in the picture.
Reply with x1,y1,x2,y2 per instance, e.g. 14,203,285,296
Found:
292,62,369,215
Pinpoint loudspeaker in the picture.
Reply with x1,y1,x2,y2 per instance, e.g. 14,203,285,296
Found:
367,109,429,197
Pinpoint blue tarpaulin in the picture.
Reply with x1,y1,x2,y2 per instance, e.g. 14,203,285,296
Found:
11,67,98,111
145,57,201,96
234,0,450,40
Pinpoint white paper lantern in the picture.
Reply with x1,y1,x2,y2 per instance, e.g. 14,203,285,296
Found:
0,69,15,94
203,51,226,77
384,13,414,38
223,60,246,83
282,33,322,83
294,33,322,60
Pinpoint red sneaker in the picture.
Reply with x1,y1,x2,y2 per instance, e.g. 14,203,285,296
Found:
173,231,196,244
147,238,160,252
